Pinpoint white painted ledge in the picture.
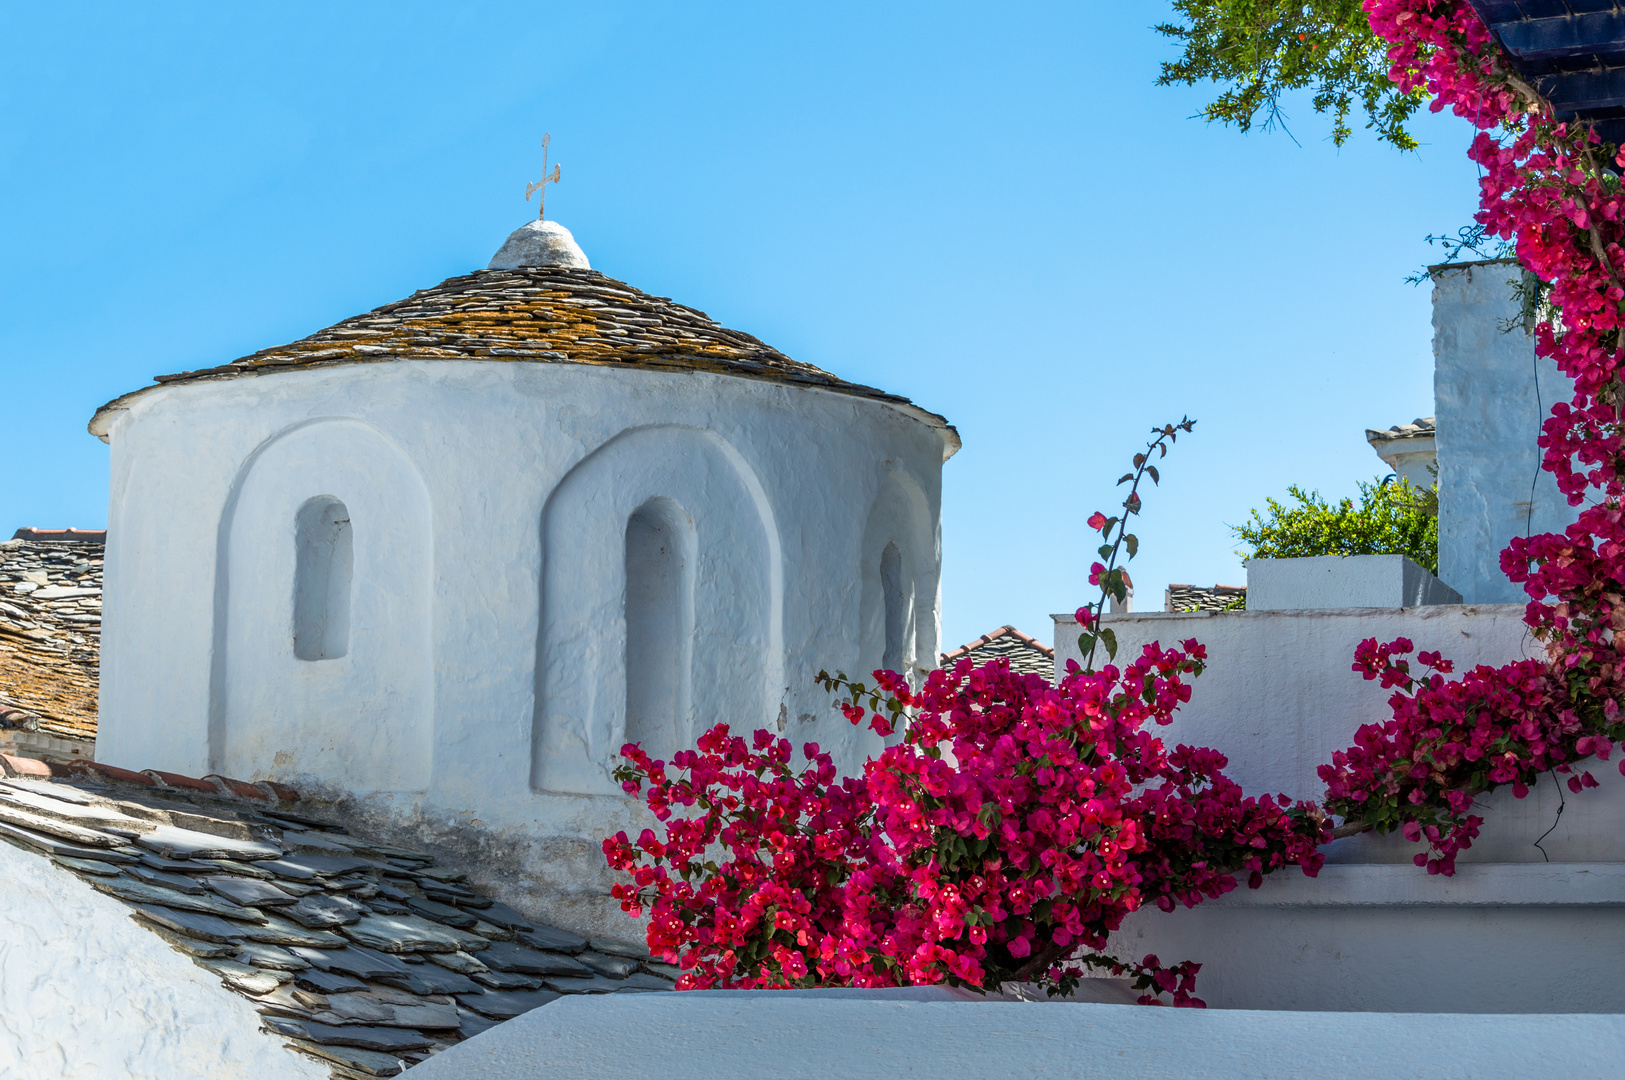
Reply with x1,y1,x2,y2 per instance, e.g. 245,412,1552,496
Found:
1208,862,1625,907
404,989,1625,1080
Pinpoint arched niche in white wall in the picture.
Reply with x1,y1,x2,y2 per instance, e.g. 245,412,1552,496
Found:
623,496,697,763
210,417,434,792
534,425,782,796
859,467,938,691
293,495,353,662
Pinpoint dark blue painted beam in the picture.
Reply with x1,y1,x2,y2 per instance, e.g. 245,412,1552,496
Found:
1534,65,1625,112
1496,12,1625,60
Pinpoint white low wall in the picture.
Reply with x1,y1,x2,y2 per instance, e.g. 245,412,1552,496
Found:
403,989,1625,1080
1247,555,1461,610
1050,605,1625,1011
0,838,324,1080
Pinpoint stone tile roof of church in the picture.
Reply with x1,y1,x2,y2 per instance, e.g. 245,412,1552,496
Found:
0,539,103,744
0,752,673,1078
939,625,1055,682
91,267,958,454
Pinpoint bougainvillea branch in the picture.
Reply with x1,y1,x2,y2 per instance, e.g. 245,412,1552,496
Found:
1077,418,1195,671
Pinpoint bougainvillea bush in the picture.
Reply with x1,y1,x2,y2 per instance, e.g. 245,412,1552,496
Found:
606,424,1329,1005
609,1,1625,1004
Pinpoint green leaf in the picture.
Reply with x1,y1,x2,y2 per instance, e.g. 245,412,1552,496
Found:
1118,473,1134,486
1098,544,1113,560
1146,465,1159,485
1077,631,1097,655
1100,627,1118,660
1124,533,1138,558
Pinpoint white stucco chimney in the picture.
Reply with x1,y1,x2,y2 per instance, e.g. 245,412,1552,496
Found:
1432,260,1579,603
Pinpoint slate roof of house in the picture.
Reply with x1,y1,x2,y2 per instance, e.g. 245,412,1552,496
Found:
1164,584,1246,613
939,625,1055,681
0,539,103,743
0,752,672,1078
90,266,958,455
1366,417,1436,444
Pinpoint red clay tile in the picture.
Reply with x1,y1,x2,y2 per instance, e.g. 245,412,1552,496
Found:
262,781,301,803
205,774,270,801
142,769,217,792
71,761,157,786
0,753,52,778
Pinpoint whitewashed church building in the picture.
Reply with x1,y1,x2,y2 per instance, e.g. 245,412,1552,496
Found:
88,217,957,932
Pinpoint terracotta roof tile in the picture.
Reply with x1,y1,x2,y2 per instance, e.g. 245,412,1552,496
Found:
939,625,1055,681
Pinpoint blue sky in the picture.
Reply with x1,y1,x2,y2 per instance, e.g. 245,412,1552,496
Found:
0,2,1482,653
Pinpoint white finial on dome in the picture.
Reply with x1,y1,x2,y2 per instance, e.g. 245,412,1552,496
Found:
488,219,590,270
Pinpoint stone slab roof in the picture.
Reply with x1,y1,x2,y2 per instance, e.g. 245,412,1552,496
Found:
939,625,1055,682
0,752,672,1078
0,539,102,743
1366,417,1436,444
90,267,958,456
1164,584,1246,613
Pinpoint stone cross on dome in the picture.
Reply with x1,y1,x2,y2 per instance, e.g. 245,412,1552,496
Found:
525,133,561,221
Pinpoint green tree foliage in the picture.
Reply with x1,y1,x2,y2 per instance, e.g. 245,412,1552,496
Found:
1233,476,1438,573
1156,1,1427,150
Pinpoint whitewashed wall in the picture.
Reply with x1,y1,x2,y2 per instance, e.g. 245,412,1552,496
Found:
95,360,947,934
1052,606,1625,1011
1433,261,1580,603
0,839,326,1080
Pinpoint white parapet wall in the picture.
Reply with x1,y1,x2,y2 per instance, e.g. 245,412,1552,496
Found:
1246,554,1461,610
1052,605,1625,1011
405,988,1625,1080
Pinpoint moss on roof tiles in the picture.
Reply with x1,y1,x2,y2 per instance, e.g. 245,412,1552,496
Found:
126,267,936,413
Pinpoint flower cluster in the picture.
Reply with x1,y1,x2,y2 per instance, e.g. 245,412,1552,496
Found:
605,641,1328,1006
1317,2,1625,864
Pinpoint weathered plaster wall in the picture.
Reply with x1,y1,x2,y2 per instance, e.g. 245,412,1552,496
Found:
0,838,326,1080
96,360,945,934
406,989,1625,1079
1433,261,1580,602
1053,606,1625,1010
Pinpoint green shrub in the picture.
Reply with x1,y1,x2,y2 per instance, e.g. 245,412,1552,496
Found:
1233,476,1437,574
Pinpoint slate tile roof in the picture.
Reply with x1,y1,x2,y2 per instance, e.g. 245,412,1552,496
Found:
939,625,1055,682
0,753,671,1078
1164,584,1246,613
91,267,957,452
0,539,103,743
1365,416,1436,443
